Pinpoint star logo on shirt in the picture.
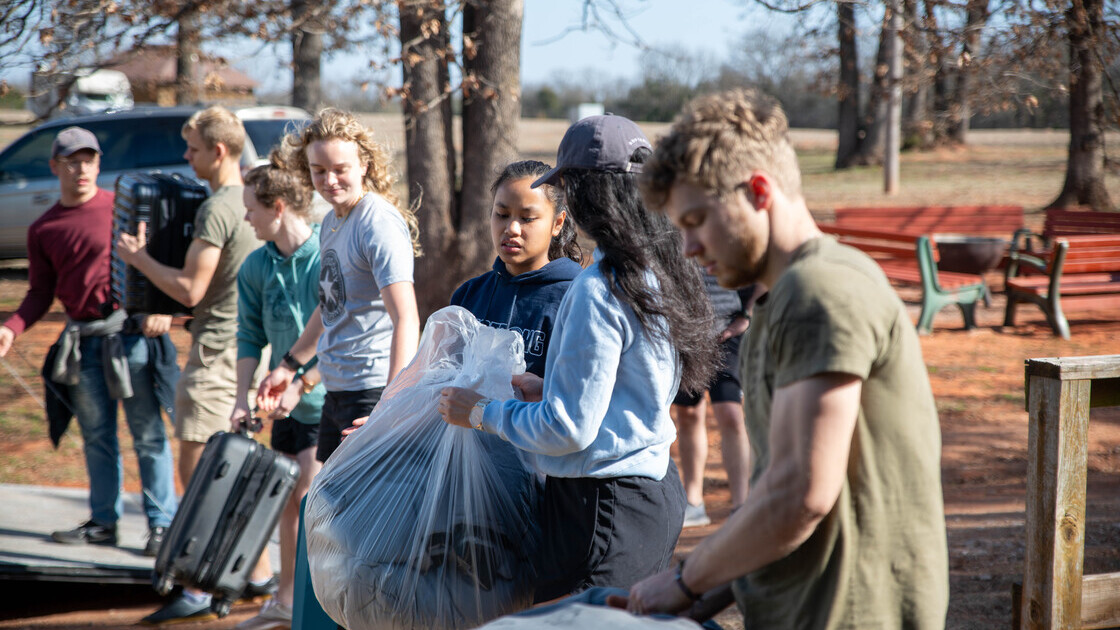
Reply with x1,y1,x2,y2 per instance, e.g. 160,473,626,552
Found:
319,250,346,325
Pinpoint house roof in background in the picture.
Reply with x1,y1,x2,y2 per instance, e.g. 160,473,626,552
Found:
107,45,258,90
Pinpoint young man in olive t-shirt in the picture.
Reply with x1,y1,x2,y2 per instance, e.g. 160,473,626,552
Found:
621,89,949,629
117,106,265,624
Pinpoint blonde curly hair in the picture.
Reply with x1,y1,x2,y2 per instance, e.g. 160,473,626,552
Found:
640,88,802,210
276,108,421,256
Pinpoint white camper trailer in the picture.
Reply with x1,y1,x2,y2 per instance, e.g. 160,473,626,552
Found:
29,68,134,118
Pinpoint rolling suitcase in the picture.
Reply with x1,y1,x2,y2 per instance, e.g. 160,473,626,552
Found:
111,171,208,315
154,430,300,617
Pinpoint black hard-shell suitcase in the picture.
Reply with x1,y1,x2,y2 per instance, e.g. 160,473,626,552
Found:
111,172,207,315
153,430,299,617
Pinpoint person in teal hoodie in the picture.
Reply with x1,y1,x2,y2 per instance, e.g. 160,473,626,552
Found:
450,160,583,376
230,161,325,630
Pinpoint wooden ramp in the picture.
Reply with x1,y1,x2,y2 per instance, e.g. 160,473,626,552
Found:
0,483,278,584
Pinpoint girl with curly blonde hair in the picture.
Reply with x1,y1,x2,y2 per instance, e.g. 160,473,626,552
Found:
258,108,421,463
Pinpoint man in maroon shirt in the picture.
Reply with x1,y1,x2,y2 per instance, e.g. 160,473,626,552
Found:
0,127,179,557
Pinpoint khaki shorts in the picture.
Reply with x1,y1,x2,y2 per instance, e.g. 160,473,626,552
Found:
175,342,238,443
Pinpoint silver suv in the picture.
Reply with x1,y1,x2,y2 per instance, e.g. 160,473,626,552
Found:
0,105,310,259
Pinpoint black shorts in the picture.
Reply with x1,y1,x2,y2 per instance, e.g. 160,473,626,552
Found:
317,387,383,462
674,335,742,407
270,417,320,456
532,459,686,603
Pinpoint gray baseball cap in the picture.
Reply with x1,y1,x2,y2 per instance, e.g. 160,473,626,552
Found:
52,126,102,158
532,114,651,188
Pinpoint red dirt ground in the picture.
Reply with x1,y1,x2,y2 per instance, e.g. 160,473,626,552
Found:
2,268,1120,629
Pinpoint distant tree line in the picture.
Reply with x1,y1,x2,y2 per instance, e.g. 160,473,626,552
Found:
521,32,838,128
519,20,1094,136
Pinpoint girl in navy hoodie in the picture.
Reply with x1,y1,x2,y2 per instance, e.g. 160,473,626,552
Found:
450,160,583,376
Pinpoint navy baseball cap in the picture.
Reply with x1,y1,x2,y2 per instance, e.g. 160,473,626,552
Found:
532,114,652,188
52,126,102,158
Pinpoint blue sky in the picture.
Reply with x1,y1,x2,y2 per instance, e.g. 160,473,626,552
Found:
519,0,770,84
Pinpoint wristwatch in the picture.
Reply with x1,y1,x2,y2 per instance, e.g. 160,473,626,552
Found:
469,398,492,431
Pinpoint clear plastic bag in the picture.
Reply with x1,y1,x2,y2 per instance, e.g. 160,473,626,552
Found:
305,306,541,629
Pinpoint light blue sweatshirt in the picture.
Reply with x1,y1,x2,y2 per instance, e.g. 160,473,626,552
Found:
237,224,325,425
478,249,681,479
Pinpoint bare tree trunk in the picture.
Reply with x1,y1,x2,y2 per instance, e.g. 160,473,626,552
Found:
884,0,902,193
400,0,457,318
902,0,932,149
460,0,522,263
1051,0,1113,210
835,0,861,169
176,9,201,105
401,0,524,319
948,0,988,144
851,11,891,166
291,0,322,112
923,0,954,145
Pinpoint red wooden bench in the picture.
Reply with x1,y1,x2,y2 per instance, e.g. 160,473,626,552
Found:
1042,208,1120,238
819,225,987,333
1004,234,1120,339
833,205,1024,238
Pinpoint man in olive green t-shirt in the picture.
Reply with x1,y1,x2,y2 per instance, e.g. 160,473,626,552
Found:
117,105,264,625
623,89,949,629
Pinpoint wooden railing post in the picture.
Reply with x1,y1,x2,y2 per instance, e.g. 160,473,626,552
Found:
1019,355,1120,630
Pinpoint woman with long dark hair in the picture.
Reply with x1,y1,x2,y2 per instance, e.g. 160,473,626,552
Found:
439,115,718,601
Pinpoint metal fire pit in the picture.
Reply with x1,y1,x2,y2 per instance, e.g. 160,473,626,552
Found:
934,235,1009,274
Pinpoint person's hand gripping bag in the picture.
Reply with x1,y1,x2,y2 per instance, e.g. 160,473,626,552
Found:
304,306,541,629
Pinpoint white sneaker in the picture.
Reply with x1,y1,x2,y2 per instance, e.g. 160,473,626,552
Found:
235,598,292,630
683,502,711,528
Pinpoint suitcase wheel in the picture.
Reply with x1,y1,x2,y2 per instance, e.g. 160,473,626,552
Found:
212,597,233,618
154,573,174,595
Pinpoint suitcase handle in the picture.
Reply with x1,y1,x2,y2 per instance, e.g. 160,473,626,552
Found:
239,413,262,435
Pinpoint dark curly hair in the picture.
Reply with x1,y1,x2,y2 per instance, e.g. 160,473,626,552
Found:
491,160,582,264
561,148,718,394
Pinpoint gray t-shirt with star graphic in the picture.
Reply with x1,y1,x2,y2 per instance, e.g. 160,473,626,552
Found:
316,192,414,392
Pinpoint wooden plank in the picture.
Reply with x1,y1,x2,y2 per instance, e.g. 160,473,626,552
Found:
1020,375,1091,629
820,224,920,242
1061,235,1120,246
1006,273,1119,289
1044,209,1120,238
1060,262,1120,275
1083,572,1120,629
837,204,1022,216
1026,356,1120,381
1019,574,1120,629
1008,282,1120,296
833,206,1024,236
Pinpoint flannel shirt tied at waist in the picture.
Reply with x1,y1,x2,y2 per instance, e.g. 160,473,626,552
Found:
50,308,133,400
